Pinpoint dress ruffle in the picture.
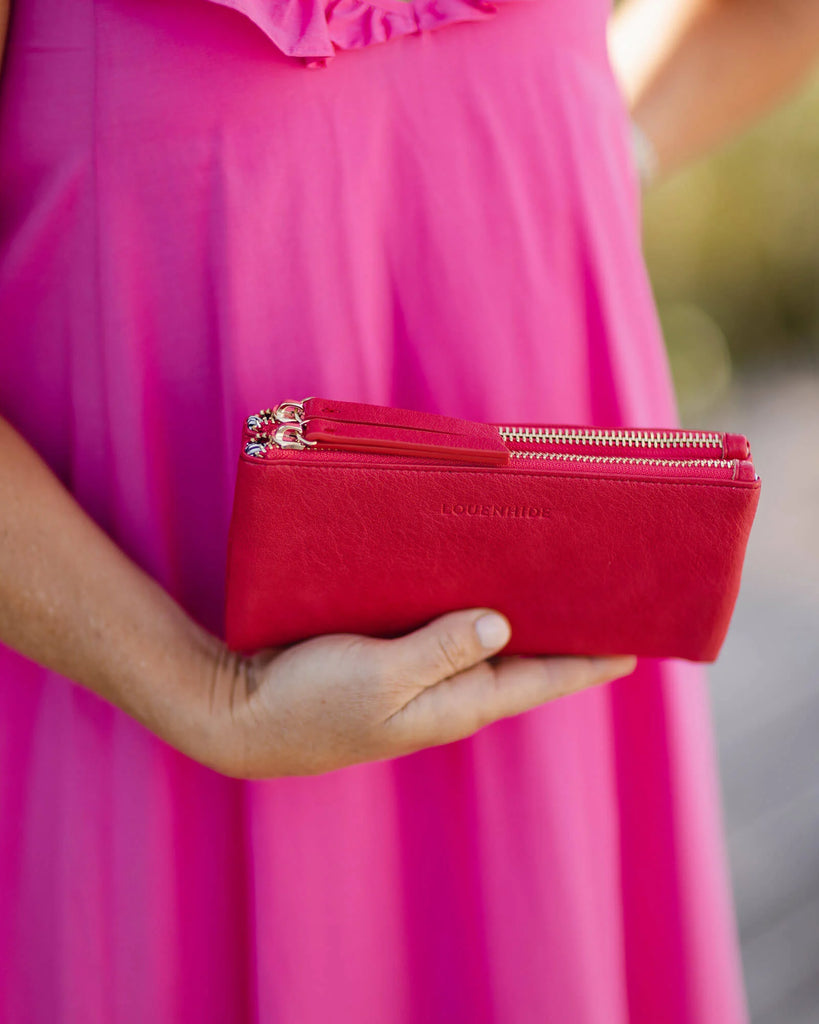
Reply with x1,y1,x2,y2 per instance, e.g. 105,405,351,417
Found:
204,0,536,68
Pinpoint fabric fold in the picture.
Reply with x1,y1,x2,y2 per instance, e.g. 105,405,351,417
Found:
203,0,538,67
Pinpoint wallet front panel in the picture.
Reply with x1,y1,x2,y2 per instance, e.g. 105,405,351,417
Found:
225,458,761,662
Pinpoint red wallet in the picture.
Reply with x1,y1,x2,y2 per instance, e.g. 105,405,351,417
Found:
225,396,761,662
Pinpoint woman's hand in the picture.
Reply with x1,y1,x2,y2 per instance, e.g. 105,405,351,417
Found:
196,609,636,778
0,414,634,779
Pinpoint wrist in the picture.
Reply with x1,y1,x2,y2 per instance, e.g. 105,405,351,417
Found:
174,628,274,777
161,622,249,772
111,600,238,770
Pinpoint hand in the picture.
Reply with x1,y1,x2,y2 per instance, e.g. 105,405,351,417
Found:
0,418,635,778
195,609,637,779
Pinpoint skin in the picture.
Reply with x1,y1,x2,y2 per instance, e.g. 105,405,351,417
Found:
609,0,819,185
3,0,816,778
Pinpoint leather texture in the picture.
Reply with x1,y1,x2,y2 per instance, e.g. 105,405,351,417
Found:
225,402,761,662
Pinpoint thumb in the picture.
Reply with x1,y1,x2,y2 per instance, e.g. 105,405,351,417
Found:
385,608,512,692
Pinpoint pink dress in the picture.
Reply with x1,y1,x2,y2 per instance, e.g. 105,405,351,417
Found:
0,0,748,1020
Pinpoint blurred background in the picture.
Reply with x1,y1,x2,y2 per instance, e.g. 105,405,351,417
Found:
640,67,819,1024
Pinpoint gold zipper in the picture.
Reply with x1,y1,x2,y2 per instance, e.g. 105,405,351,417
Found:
507,451,733,469
244,401,736,469
498,426,722,449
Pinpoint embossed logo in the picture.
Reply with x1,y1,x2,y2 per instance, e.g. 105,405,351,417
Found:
438,503,552,518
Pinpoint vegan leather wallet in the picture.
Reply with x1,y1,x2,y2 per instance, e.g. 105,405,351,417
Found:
225,396,761,662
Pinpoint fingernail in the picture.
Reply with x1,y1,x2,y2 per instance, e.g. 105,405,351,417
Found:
475,613,511,650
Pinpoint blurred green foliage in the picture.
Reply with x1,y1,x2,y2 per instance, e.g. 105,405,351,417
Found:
641,72,819,381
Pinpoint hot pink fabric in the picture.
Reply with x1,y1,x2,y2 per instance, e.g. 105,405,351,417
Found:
0,0,748,1021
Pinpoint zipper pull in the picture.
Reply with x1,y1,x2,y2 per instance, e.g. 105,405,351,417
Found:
302,397,506,444
245,399,510,464
301,417,510,465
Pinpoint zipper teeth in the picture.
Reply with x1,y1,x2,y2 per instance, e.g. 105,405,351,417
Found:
498,426,722,447
509,451,733,468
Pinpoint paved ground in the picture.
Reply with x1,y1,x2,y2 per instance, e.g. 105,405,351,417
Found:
698,360,819,1024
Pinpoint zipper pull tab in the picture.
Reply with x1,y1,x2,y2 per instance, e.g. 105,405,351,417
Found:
302,397,503,443
292,396,510,465
302,418,510,466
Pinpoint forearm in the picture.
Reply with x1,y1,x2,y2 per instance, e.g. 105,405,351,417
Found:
608,0,819,182
0,415,223,740
1,0,9,73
